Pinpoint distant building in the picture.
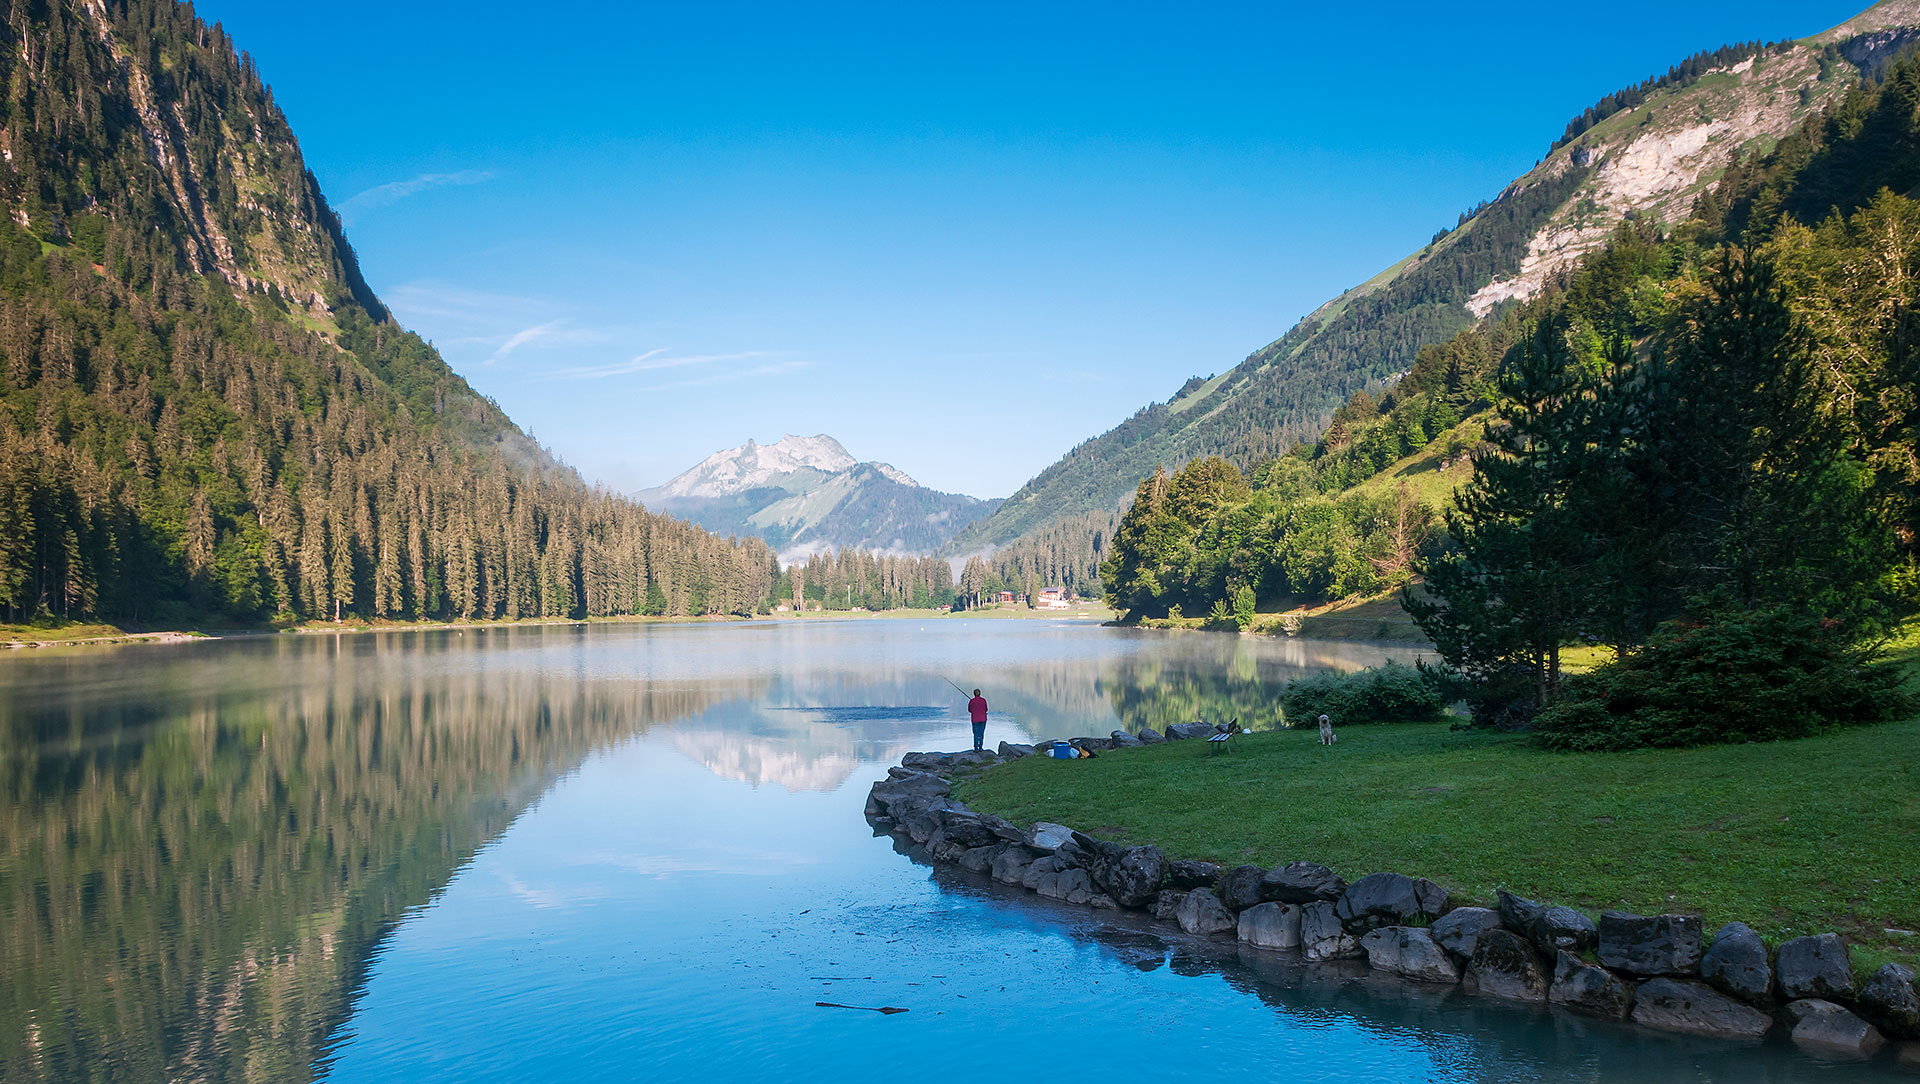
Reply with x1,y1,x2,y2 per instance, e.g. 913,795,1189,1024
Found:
998,591,1016,604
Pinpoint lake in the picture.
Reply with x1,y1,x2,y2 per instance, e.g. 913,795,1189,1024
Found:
0,619,1907,1082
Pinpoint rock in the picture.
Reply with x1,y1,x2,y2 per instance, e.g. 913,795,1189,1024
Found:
1164,722,1217,740
1021,853,1077,891
1360,927,1461,984
1783,999,1885,1057
957,843,1004,873
1301,901,1363,962
1550,950,1633,1018
1335,872,1450,931
1238,902,1303,950
1089,894,1119,910
1152,889,1187,922
899,798,962,844
1261,861,1348,904
1775,933,1855,1001
1137,728,1166,744
1069,736,1112,753
1432,907,1504,963
1167,859,1221,891
1218,865,1269,912
1529,906,1598,955
1089,844,1167,909
900,749,1000,774
1109,730,1144,748
1462,929,1550,1002
996,741,1035,759
1175,889,1237,937
990,846,1037,885
936,809,1002,850
1631,978,1772,1040
1497,889,1543,933
1035,867,1095,905
864,771,950,820
1701,922,1772,1004
1597,911,1703,976
1025,822,1077,853
1858,963,1920,1040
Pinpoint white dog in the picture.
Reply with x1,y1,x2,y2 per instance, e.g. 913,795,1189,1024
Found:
1317,714,1336,746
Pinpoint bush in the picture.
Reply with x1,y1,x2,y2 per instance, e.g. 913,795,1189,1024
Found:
1281,661,1447,726
1535,606,1912,751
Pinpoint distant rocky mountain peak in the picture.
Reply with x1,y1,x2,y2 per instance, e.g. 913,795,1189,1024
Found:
637,435,992,558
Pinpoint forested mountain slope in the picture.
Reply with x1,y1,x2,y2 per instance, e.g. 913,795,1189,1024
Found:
0,0,777,625
952,0,1920,557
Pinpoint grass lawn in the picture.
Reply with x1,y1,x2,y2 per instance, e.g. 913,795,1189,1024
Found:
959,717,1920,972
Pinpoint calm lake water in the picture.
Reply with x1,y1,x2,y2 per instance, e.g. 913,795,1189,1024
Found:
0,619,1910,1083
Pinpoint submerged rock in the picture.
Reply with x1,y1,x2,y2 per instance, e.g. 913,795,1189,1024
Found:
1776,933,1855,1001
1238,902,1302,950
1176,889,1237,937
1701,922,1772,1004
1631,978,1771,1040
1463,929,1549,1002
1431,907,1504,963
1597,911,1703,976
1550,950,1633,1018
1360,927,1460,984
1784,998,1885,1057
1153,889,1187,922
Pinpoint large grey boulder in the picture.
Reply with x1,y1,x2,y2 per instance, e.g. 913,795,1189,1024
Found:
1529,905,1598,955
899,798,963,844
1462,929,1550,1002
1261,861,1348,904
1597,911,1703,976
996,741,1035,759
937,809,1003,849
1631,978,1772,1040
1218,865,1269,911
990,846,1037,885
1301,901,1363,962
1335,872,1450,932
1776,933,1855,1001
1137,728,1167,744
1858,963,1920,1040
1176,889,1237,937
1497,889,1543,933
1701,922,1772,1004
1025,822,1077,853
958,843,1005,873
1432,907,1504,963
1164,721,1217,740
864,770,950,820
1238,902,1303,950
1783,999,1885,1057
1035,866,1095,905
1091,844,1168,909
1360,927,1461,984
1109,730,1145,748
1167,859,1221,891
1549,950,1633,1018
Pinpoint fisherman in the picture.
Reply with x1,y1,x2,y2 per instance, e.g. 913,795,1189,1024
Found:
967,688,989,752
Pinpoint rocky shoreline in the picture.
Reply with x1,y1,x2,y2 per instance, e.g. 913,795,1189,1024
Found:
864,733,1920,1065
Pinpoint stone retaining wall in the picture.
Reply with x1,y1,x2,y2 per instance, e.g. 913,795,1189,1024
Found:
865,738,1920,1062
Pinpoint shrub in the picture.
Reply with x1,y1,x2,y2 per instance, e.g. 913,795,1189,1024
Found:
1281,661,1447,726
1535,606,1912,751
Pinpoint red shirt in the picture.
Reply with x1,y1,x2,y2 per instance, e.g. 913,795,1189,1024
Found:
967,696,988,723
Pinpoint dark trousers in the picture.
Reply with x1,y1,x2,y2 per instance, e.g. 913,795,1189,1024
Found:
971,721,986,751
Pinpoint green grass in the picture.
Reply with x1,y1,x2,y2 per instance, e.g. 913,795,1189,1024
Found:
959,718,1920,970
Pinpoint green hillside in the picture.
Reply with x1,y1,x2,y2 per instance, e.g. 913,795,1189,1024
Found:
0,0,779,627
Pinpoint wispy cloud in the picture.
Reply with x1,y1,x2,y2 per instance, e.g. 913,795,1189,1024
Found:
547,349,774,381
632,360,811,392
338,169,494,224
487,320,567,364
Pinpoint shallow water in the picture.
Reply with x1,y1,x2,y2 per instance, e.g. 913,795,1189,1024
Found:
0,619,1909,1082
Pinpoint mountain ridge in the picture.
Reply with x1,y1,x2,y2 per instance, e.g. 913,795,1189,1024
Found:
950,0,1920,559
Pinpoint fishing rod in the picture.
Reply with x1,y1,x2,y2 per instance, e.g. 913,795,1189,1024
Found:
944,677,973,699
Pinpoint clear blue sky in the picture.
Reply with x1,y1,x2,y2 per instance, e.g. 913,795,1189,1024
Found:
205,0,1867,499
